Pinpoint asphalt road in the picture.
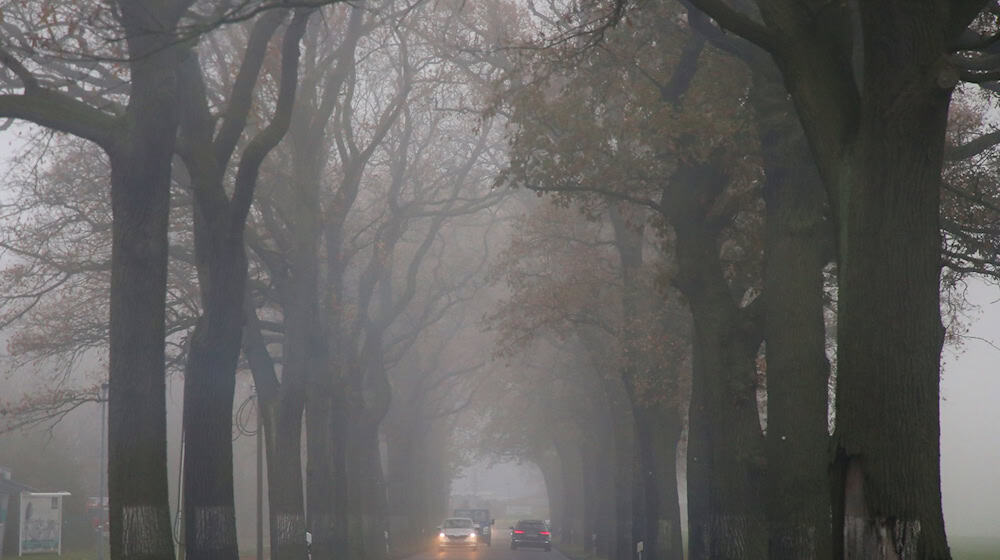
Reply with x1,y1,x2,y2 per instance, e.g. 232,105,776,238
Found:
402,531,564,560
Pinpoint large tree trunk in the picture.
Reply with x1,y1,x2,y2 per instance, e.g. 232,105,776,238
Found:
385,420,418,548
832,6,954,557
178,13,306,559
361,426,389,560
750,73,834,560
243,288,309,560
553,437,585,547
668,161,767,560
263,396,308,560
107,3,185,559
182,244,246,560
612,401,634,560
536,450,564,544
593,413,618,558
610,210,685,560
633,405,684,560
290,128,334,560
650,407,683,560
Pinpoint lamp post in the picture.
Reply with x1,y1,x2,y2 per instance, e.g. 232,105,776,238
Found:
98,382,108,560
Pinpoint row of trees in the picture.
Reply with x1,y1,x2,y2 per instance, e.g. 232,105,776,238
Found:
477,1,1000,560
4,1,1000,560
0,1,513,559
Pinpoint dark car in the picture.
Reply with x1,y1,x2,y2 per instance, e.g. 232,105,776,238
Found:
510,519,551,551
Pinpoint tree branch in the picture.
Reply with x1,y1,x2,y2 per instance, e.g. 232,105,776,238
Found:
0,90,119,149
231,9,311,234
683,0,776,54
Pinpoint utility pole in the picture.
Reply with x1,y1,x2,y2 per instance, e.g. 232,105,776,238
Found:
97,382,108,560
256,390,264,560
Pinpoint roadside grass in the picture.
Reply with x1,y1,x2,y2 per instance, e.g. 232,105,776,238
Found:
53,534,1000,560
553,543,606,560
951,536,1000,560
557,537,998,560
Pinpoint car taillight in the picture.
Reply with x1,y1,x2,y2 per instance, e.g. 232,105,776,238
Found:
539,531,550,535
513,530,525,534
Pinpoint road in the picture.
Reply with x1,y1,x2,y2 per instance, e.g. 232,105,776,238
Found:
401,531,565,560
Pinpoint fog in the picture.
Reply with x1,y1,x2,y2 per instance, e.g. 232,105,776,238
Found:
941,279,1000,538
1,2,999,560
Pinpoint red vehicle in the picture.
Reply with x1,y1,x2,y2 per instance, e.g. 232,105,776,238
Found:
85,497,109,537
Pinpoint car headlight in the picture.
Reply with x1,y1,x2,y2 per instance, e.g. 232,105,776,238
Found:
469,532,477,540
439,532,446,539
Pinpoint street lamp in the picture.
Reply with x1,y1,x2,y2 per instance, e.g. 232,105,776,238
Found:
97,382,108,560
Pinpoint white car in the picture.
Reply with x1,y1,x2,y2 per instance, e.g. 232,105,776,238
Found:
438,517,478,551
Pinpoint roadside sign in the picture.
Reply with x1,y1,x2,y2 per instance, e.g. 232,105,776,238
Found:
18,492,70,556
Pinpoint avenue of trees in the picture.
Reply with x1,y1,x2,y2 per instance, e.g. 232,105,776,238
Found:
3,1,1000,560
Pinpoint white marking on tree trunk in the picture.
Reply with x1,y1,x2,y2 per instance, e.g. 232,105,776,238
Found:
194,506,236,551
890,519,920,560
845,516,921,560
122,505,171,558
274,512,306,547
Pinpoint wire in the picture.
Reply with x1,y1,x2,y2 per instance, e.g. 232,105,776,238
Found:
234,392,259,440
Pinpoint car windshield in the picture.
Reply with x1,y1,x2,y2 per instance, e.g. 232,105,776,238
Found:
516,521,546,531
444,519,472,528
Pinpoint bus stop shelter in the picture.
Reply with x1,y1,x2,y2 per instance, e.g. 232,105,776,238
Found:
1,470,70,558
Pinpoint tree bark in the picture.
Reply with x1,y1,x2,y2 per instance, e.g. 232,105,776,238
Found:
750,72,834,560
181,244,245,560
553,437,585,547
263,396,309,560
665,160,767,560
610,210,686,560
243,298,309,560
687,1,986,555
177,13,307,560
107,3,189,559
833,5,955,557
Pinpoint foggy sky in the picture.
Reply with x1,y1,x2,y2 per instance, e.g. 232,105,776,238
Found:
941,277,1000,537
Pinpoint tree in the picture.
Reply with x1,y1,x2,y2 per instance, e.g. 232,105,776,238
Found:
0,2,194,557
683,1,990,556
175,9,310,560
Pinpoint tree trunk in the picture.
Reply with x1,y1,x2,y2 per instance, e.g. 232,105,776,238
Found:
107,3,185,558
668,161,767,560
536,450,563,544
179,13,306,559
553,437,585,546
361,426,389,560
833,6,954,558
263,396,308,560
385,419,419,548
750,72,834,560
289,131,333,560
612,407,634,560
632,405,684,560
593,416,618,559
651,407,684,560
182,244,246,560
